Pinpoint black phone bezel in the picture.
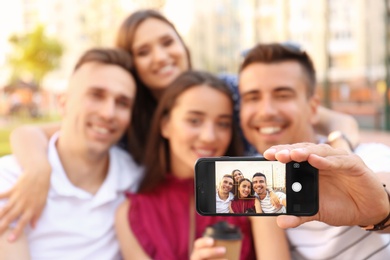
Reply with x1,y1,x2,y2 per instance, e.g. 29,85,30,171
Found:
195,156,318,216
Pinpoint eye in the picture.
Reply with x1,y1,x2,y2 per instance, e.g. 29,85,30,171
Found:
135,47,149,57
89,90,104,99
275,90,295,100
116,98,131,108
242,93,259,103
187,117,202,126
162,37,174,47
217,120,232,129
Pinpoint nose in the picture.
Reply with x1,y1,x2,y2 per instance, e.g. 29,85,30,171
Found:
199,121,217,143
100,99,115,120
152,46,169,63
257,96,277,117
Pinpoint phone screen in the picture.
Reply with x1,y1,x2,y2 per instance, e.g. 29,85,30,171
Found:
195,156,318,216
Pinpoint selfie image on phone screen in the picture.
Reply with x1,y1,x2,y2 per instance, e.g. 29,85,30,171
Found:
195,157,318,216
216,160,286,214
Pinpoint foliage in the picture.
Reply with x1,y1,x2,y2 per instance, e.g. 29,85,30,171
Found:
7,25,64,87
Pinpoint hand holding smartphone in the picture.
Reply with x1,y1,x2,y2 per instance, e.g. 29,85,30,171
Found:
195,156,318,216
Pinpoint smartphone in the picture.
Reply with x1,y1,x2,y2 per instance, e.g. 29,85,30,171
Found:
195,156,318,216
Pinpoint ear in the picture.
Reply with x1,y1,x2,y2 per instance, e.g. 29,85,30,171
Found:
57,93,67,117
308,94,320,125
160,115,171,139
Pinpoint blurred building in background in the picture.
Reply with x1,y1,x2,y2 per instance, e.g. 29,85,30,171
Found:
0,0,389,130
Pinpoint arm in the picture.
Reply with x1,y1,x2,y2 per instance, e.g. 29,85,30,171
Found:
268,190,281,208
115,200,151,259
0,123,59,241
0,228,30,259
229,202,234,213
315,106,360,149
250,217,290,260
254,198,262,213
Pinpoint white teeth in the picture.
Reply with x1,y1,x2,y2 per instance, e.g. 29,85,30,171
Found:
259,126,281,135
92,125,109,134
158,65,173,74
195,149,214,157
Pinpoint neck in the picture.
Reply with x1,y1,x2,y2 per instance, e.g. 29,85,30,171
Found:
56,137,109,195
258,192,267,200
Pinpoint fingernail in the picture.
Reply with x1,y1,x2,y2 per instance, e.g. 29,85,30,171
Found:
264,148,276,154
215,246,226,254
277,149,290,155
204,237,214,245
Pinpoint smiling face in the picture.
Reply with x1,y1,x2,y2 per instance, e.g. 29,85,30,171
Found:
161,85,233,178
232,170,243,182
238,179,252,198
219,176,234,195
132,18,189,94
239,61,319,154
59,62,135,155
252,176,267,196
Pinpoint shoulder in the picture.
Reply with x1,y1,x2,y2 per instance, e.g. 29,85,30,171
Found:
275,191,286,198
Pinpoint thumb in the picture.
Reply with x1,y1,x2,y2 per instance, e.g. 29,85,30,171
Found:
276,215,316,229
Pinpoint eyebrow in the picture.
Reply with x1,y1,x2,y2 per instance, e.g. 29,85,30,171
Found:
133,33,174,51
88,86,134,102
186,111,233,119
241,86,296,96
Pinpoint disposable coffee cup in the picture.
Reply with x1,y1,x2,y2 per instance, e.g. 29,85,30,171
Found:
203,221,242,260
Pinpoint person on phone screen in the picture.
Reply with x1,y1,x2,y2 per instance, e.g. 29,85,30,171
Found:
216,174,234,213
0,48,143,259
238,42,390,259
229,178,262,214
252,172,286,213
0,9,361,241
230,169,243,196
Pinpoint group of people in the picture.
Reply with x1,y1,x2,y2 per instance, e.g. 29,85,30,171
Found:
0,8,389,260
216,171,286,214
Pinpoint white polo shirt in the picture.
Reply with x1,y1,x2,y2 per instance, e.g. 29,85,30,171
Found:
216,191,234,213
0,133,143,260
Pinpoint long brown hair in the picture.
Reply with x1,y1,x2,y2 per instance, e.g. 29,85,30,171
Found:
138,71,243,193
116,9,192,164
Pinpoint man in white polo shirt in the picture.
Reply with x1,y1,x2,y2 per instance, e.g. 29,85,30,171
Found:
216,174,234,213
0,48,142,259
252,172,286,214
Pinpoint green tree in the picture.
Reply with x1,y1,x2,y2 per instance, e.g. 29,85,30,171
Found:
7,25,64,87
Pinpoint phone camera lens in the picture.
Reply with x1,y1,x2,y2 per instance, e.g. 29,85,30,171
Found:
293,163,300,169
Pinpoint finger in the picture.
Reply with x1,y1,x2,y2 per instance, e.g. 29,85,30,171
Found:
8,211,32,242
193,237,214,250
264,144,348,163
264,143,317,159
276,215,316,229
191,247,227,260
0,201,23,235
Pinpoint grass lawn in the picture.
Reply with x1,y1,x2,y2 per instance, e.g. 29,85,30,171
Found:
0,115,60,156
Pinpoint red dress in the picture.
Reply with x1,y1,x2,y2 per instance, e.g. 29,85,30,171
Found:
230,197,256,213
127,175,256,260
